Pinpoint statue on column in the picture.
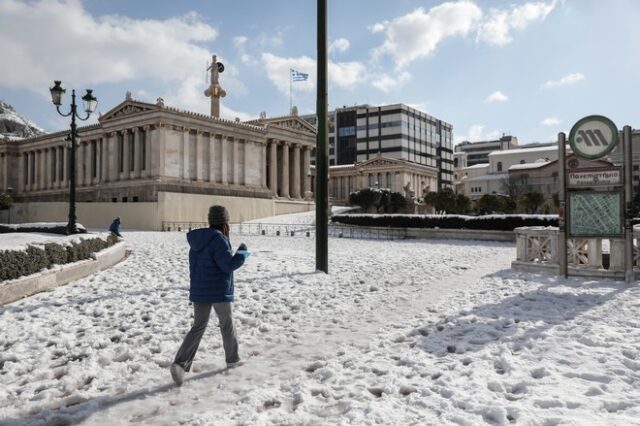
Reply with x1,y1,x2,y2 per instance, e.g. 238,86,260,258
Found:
204,55,226,118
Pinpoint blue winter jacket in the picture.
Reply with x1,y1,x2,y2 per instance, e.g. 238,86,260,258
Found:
187,228,245,303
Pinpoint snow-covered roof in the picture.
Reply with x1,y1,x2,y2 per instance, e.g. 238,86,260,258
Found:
464,163,490,170
509,160,552,171
488,145,557,156
464,173,508,182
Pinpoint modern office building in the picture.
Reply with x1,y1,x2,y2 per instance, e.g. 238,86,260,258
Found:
454,135,518,166
302,103,454,190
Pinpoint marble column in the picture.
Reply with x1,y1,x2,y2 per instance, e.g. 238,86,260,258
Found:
280,142,290,198
39,149,46,191
196,130,206,182
232,138,239,184
269,141,278,196
142,126,150,178
303,147,311,197
208,133,217,183
84,142,91,186
122,130,130,181
221,135,229,184
133,128,141,179
181,128,190,180
261,143,267,188
292,144,301,198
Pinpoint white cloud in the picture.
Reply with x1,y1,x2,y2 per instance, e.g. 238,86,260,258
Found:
371,1,557,69
233,36,248,49
454,124,501,144
0,0,254,119
261,53,366,95
477,0,557,46
541,116,561,126
329,38,350,54
542,72,585,88
372,71,411,93
0,0,215,91
485,90,508,103
371,1,482,69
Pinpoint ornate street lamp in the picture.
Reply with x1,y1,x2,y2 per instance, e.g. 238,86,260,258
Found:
49,80,98,234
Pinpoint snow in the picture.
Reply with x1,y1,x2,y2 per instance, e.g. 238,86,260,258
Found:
2,222,86,231
509,161,551,171
1,233,639,425
247,206,353,225
489,145,559,157
0,232,107,251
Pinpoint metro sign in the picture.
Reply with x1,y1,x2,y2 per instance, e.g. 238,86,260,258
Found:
569,115,619,159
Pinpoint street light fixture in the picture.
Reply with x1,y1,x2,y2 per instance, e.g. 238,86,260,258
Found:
49,80,98,234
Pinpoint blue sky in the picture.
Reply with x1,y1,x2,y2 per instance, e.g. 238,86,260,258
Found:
1,0,639,144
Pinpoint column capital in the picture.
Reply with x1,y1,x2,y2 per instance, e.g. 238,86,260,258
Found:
143,124,151,131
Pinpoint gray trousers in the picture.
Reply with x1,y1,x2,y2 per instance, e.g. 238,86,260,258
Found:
174,302,239,371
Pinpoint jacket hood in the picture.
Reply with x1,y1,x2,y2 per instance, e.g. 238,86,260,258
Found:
187,228,222,252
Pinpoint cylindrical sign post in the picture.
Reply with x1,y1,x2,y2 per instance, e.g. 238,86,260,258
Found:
623,125,634,283
558,132,568,278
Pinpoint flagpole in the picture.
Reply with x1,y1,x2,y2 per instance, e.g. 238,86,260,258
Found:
289,68,292,114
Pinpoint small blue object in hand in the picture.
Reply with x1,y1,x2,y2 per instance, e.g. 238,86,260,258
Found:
237,250,252,259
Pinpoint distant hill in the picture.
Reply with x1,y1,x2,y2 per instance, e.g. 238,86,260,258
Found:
0,99,46,141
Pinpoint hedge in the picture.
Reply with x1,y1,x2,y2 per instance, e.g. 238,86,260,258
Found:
0,224,87,235
331,214,559,231
0,237,114,282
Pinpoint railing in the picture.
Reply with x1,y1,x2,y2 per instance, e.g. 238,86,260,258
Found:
513,226,640,278
161,221,406,240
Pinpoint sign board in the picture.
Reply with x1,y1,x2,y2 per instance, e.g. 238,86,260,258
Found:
568,191,622,237
568,167,621,187
569,115,618,160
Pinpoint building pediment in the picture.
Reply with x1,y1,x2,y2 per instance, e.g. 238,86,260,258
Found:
99,100,160,122
250,115,317,135
356,156,405,170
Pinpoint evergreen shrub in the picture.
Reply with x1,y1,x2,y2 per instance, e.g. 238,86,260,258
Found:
0,237,113,282
331,214,558,231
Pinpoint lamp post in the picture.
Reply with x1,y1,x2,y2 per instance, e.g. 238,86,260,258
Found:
49,80,98,234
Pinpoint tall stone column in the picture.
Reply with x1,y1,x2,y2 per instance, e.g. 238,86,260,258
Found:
292,144,301,198
269,141,278,196
182,128,190,180
39,149,46,191
143,126,151,178
232,138,240,184
101,136,108,183
196,130,206,182
221,135,229,184
43,148,49,190
208,133,217,183
133,127,141,179
261,143,267,188
84,142,91,186
122,130,130,181
280,142,290,198
303,146,311,197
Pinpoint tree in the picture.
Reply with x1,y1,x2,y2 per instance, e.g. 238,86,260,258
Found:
424,187,458,213
518,191,546,214
0,192,11,211
352,188,382,212
455,193,472,214
389,192,406,213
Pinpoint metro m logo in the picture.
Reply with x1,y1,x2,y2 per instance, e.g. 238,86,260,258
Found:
576,129,609,147
569,115,618,160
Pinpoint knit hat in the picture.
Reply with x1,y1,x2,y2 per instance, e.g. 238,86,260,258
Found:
208,205,230,226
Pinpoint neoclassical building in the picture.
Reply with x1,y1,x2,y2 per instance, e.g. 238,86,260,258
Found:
0,95,316,230
312,155,439,204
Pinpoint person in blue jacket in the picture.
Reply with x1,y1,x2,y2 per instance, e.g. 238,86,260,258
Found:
109,217,122,238
170,205,250,386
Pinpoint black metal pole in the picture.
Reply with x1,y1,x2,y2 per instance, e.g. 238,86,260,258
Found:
315,0,328,273
68,90,77,234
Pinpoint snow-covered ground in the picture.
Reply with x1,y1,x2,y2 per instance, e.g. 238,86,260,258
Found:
0,231,104,251
247,206,353,225
1,232,639,425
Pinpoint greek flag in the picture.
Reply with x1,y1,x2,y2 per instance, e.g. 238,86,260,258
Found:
291,69,309,82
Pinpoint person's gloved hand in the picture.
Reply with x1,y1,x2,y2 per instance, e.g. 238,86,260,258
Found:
237,243,251,259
